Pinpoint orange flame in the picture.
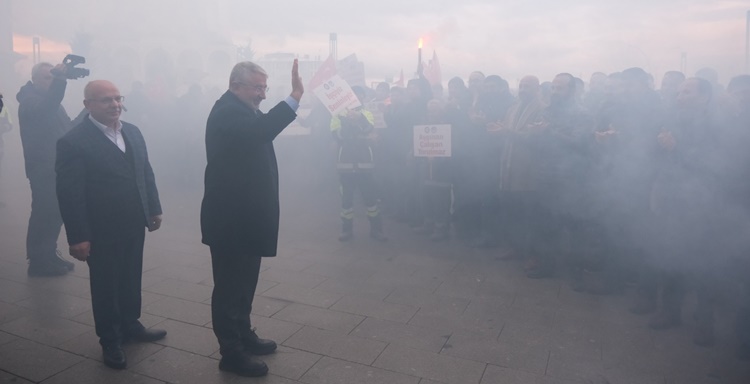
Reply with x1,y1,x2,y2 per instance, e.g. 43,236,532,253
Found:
418,38,423,49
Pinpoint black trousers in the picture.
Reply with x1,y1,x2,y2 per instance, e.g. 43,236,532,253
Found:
87,229,145,347
210,246,262,357
26,172,63,262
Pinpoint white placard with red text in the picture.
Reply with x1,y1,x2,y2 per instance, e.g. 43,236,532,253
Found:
312,75,362,116
413,124,451,157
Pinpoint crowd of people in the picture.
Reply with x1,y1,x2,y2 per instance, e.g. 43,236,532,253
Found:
311,67,750,359
3,57,750,373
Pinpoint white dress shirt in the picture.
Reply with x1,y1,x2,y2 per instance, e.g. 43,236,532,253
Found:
89,115,126,153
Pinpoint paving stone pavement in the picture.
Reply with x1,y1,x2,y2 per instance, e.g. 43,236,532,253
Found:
0,134,749,383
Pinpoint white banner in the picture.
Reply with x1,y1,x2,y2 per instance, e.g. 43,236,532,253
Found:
312,75,362,116
413,124,451,157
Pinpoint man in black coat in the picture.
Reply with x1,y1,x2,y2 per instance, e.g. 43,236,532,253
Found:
56,80,166,370
201,60,303,377
17,62,80,276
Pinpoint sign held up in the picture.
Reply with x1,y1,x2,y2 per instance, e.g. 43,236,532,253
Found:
413,125,451,157
312,75,362,116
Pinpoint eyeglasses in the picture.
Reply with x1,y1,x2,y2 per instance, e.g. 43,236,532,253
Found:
237,82,269,93
89,96,125,104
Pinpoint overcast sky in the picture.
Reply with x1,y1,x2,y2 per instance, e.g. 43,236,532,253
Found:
9,0,749,85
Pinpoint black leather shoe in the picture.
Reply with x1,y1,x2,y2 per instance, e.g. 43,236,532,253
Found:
127,328,167,342
102,345,127,369
219,352,268,377
242,330,277,355
27,261,68,277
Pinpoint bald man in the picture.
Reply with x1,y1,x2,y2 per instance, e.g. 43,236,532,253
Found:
56,80,165,370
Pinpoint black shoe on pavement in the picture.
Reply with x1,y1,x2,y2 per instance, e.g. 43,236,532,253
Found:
53,250,75,271
102,345,127,369
27,261,69,277
243,329,277,355
126,328,167,343
219,352,268,377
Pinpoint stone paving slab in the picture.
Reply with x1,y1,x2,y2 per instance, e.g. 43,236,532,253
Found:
143,278,214,303
272,304,364,333
350,317,450,353
372,343,486,384
0,338,84,382
259,346,322,381
0,314,92,347
329,295,418,323
299,356,420,384
40,359,165,384
153,319,218,356
283,326,387,365
0,370,33,384
262,283,342,308
142,296,212,326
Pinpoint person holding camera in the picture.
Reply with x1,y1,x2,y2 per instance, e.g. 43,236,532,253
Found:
16,61,81,276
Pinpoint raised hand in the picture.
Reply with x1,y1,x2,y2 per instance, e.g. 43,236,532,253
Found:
290,59,304,102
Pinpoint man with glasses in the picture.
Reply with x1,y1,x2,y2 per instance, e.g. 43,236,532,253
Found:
201,60,303,377
56,80,165,370
16,62,81,276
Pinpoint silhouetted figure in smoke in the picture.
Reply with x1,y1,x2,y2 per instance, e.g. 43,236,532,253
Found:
331,86,386,242
56,80,166,370
125,81,149,127
583,72,607,112
592,67,663,295
526,73,593,279
384,78,431,226
457,75,516,248
201,60,303,377
495,76,546,259
724,74,750,359
301,96,333,191
16,62,80,276
659,71,686,109
175,83,206,187
648,77,730,347
0,92,12,193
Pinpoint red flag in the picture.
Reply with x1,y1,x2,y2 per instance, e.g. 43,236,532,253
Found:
308,55,337,89
424,51,442,86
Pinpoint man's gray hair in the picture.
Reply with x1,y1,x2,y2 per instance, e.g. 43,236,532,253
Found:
229,61,267,87
31,62,53,81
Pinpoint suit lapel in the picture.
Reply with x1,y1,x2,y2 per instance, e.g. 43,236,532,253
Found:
82,119,130,167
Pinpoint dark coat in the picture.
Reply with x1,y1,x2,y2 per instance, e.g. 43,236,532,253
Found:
200,91,297,255
56,117,162,245
17,78,74,178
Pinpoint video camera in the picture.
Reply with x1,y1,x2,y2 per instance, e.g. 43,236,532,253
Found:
53,54,90,80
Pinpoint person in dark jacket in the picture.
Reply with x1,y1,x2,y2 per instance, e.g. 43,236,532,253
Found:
17,62,81,276
330,86,386,242
200,60,303,377
56,80,165,370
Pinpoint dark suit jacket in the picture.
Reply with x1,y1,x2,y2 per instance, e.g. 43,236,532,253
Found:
56,117,162,245
200,91,297,256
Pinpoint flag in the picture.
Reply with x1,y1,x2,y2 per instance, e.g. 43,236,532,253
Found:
424,51,442,86
308,55,337,90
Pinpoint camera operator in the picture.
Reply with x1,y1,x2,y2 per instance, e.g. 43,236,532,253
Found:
16,61,84,276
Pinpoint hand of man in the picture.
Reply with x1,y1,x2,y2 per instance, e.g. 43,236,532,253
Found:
148,215,162,232
69,241,91,261
51,63,68,78
657,131,676,151
290,59,304,102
